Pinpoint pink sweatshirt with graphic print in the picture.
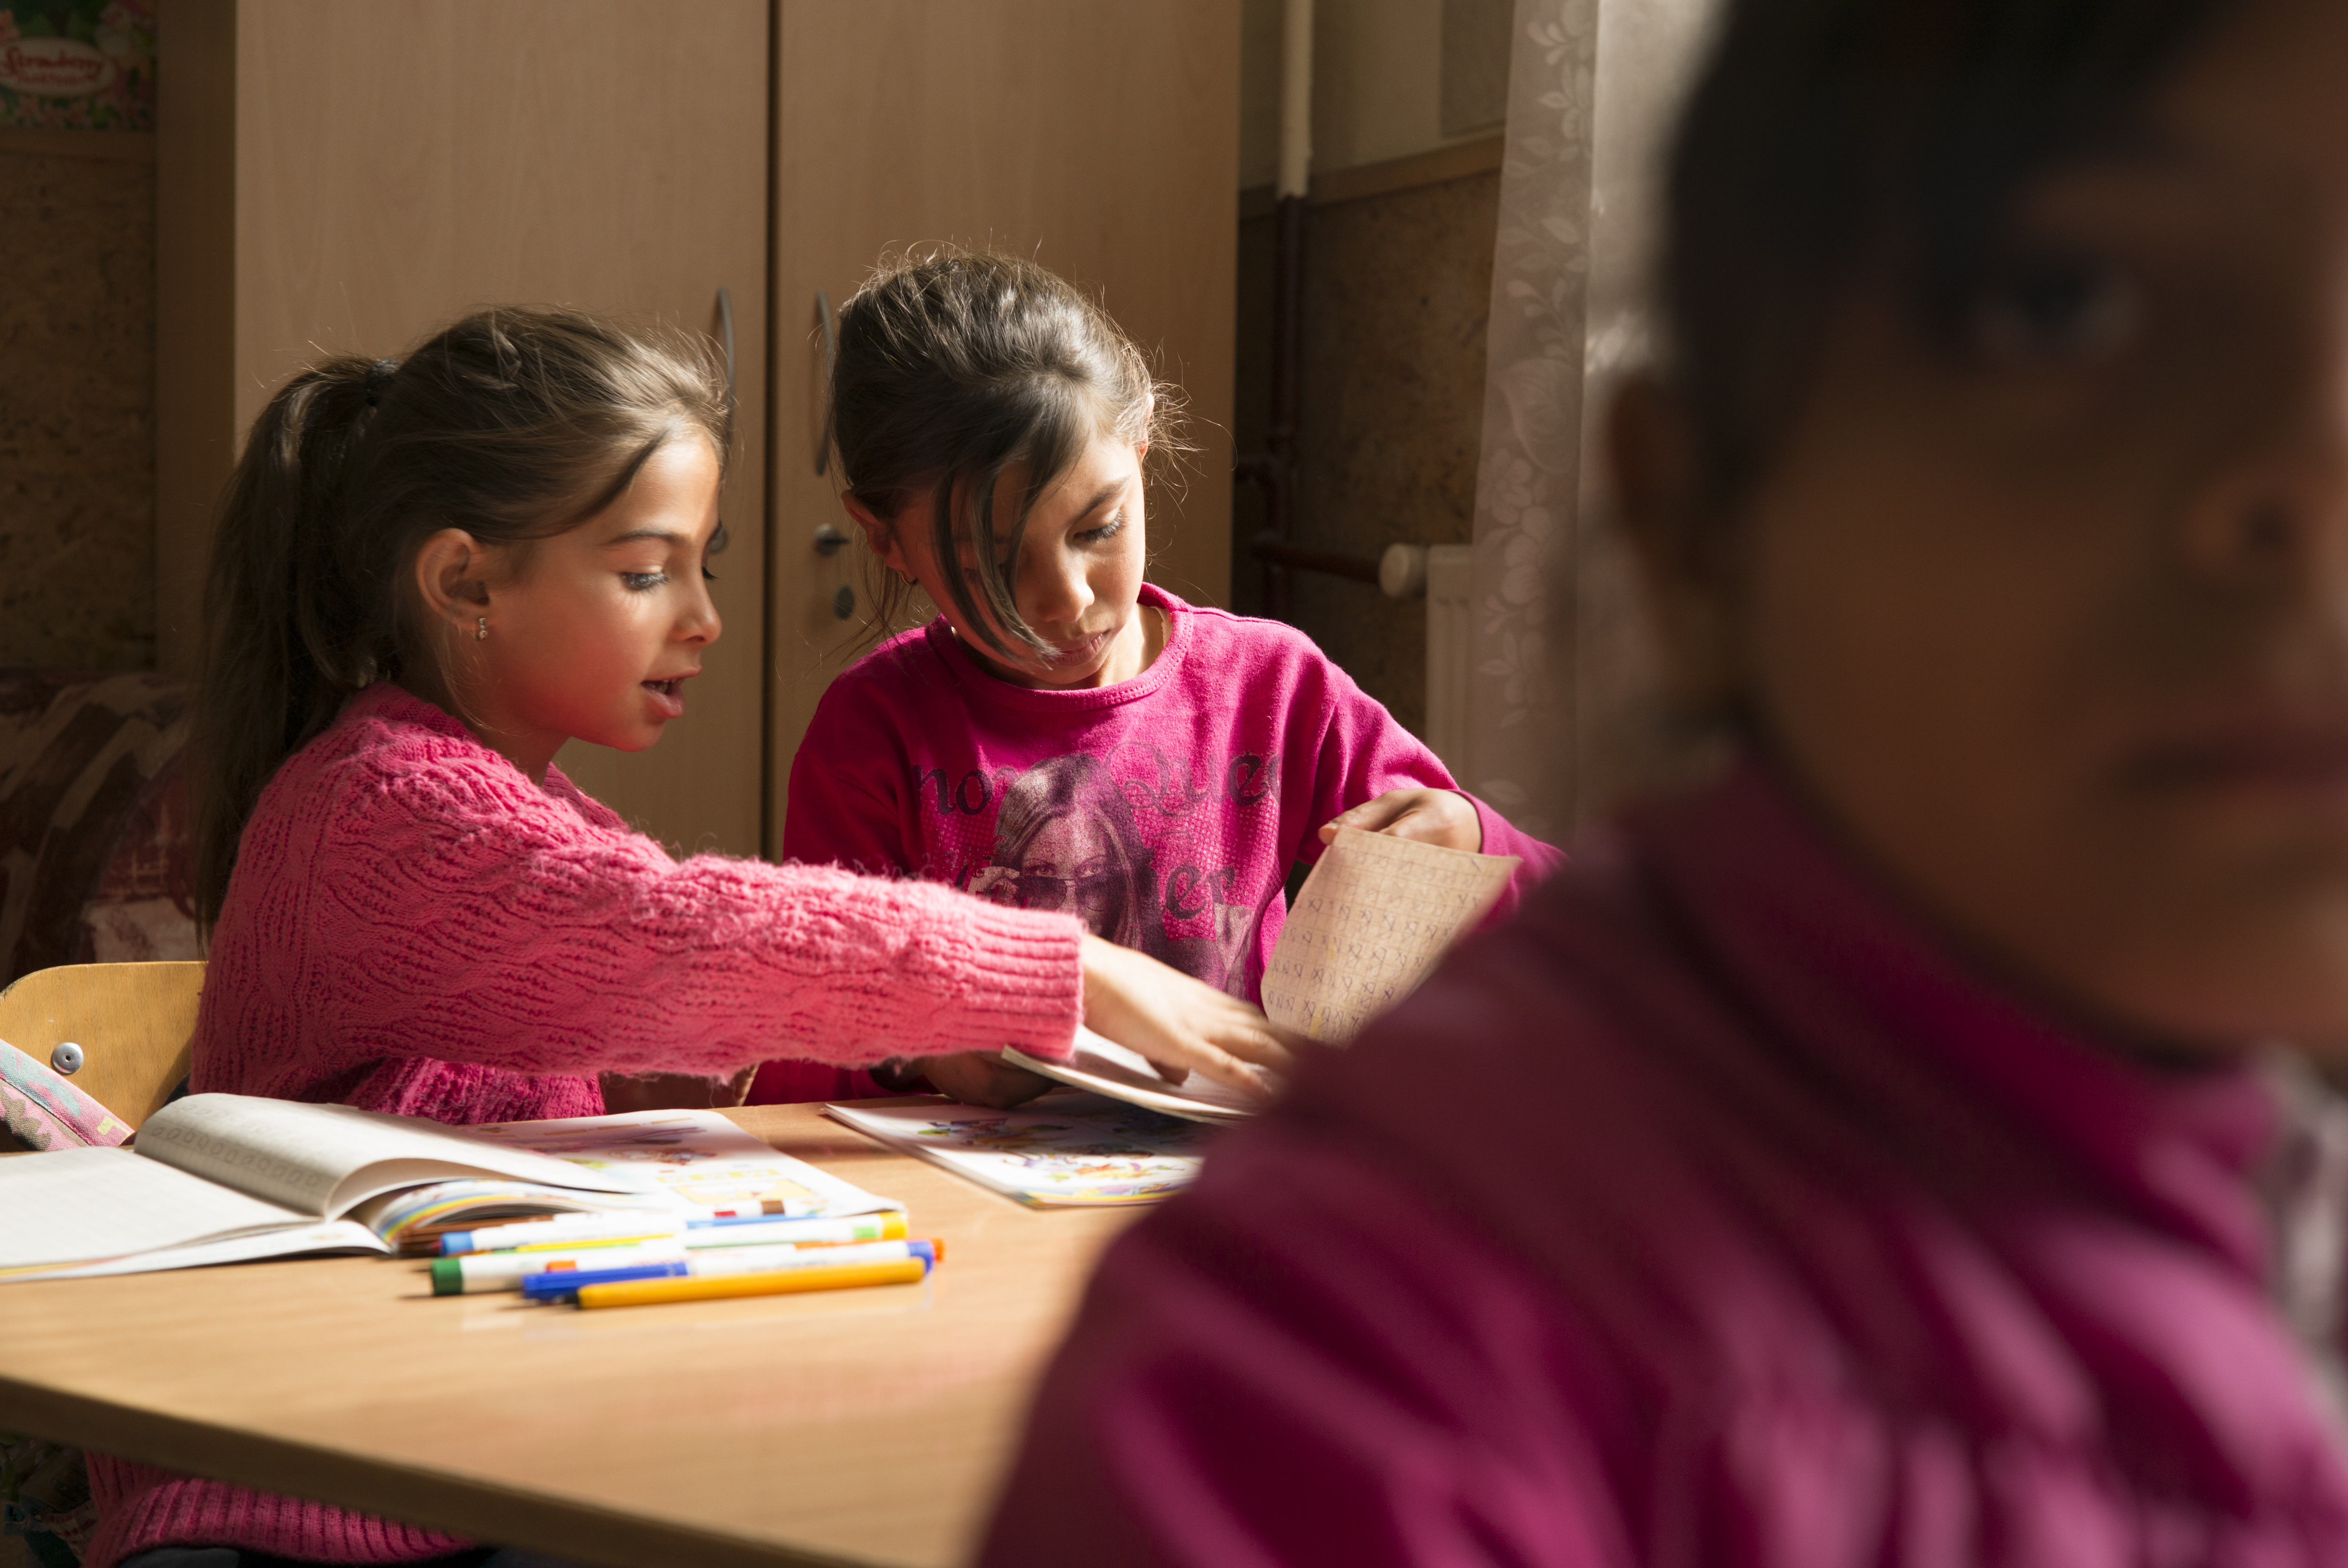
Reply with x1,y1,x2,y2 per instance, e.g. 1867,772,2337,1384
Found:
83,682,1083,1568
757,585,1560,1103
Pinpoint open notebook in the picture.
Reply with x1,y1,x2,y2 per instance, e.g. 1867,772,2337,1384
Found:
0,1096,897,1282
1002,826,1520,1120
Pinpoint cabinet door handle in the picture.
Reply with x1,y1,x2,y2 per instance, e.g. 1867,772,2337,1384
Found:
815,290,837,476
715,285,736,420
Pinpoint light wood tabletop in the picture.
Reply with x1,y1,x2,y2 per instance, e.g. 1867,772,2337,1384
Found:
0,1101,1145,1568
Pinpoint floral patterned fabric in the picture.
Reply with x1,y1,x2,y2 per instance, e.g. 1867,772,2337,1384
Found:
0,1037,132,1150
0,669,195,990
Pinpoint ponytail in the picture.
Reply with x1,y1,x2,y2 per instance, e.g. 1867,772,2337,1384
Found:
190,307,728,930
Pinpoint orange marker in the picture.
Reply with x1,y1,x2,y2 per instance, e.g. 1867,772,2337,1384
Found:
574,1256,928,1309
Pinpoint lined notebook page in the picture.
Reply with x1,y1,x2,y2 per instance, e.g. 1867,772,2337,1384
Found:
1261,826,1518,1042
0,1147,309,1271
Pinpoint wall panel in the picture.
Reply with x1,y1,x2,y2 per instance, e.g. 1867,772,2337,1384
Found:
157,0,770,855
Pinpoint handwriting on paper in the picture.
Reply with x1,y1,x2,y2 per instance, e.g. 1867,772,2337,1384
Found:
1260,826,1519,1042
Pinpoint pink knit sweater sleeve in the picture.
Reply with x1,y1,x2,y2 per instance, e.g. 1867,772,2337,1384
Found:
304,725,1082,1077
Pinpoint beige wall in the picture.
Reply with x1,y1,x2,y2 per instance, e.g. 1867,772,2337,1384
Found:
1239,0,1510,187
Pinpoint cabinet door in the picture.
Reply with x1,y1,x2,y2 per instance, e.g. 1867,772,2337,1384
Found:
158,0,770,857
768,0,1240,845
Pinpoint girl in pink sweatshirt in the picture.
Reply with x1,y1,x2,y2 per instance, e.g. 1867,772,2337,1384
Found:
90,308,1290,1568
981,0,2348,1560
765,254,1562,1108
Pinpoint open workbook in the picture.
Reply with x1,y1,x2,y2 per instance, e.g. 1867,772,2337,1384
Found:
0,1096,898,1282
1001,826,1521,1121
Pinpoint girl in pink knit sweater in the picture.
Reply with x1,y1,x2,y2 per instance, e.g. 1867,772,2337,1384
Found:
765,254,1562,1110
88,309,1293,1568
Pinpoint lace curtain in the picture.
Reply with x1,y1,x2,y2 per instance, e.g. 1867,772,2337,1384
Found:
1464,0,1719,836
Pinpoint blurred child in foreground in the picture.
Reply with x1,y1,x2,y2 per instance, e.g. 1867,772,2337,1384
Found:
982,0,2348,1559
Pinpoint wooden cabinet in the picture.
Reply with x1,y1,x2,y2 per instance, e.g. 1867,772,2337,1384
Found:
158,0,1237,861
158,0,771,857
765,0,1240,838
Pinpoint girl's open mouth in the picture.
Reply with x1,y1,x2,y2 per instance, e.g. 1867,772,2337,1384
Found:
641,678,687,719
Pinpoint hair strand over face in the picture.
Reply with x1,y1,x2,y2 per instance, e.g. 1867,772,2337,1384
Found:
826,248,1185,656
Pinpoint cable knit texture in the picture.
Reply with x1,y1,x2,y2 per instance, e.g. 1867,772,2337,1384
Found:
85,682,1082,1568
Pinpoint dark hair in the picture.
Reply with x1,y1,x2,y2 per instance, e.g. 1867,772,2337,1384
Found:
826,250,1182,656
191,305,728,929
1662,0,2237,504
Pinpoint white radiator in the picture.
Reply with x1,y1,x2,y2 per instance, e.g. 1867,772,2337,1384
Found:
1375,542,1479,779
1424,545,1475,776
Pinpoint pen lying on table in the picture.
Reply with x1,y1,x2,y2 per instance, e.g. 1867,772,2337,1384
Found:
576,1256,931,1309
520,1238,941,1301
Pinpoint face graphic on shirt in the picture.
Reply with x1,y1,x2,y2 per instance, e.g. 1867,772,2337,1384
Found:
959,751,1264,993
1007,817,1122,920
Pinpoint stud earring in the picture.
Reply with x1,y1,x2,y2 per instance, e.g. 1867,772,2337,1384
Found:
475,616,488,641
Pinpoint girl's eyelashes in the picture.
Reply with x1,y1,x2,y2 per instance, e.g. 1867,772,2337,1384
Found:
1967,256,2143,367
1078,510,1127,546
621,571,667,592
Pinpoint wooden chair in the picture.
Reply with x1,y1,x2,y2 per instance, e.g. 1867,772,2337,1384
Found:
0,961,205,1131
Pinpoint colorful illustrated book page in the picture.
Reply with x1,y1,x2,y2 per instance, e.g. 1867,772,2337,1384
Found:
825,1093,1219,1207
461,1107,902,1220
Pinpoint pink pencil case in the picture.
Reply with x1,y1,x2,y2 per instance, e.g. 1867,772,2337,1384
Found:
0,1036,131,1150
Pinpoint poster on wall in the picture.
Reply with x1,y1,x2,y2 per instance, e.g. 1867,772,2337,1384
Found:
0,1,153,132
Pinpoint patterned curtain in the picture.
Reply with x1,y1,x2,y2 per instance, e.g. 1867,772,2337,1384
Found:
1463,0,1718,836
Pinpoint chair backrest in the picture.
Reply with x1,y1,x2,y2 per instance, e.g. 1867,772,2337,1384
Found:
0,961,204,1131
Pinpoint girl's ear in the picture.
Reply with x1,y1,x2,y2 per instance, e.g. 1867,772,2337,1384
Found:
842,496,914,580
1610,375,1745,712
412,527,494,631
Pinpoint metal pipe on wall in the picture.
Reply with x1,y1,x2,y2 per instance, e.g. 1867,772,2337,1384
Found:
1236,0,1313,620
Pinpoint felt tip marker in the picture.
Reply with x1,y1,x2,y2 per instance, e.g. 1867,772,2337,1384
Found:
520,1239,941,1301
428,1220,921,1294
431,1240,689,1295
575,1256,929,1309
437,1210,906,1257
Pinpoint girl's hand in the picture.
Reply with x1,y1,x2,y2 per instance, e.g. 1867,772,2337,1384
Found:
1080,934,1300,1100
1320,788,1483,852
918,1051,1056,1110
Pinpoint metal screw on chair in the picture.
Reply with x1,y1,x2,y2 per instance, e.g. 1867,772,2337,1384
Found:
49,1041,83,1076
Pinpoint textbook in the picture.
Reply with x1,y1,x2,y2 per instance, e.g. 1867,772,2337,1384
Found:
1003,827,1521,1119
826,1091,1218,1207
0,1096,899,1282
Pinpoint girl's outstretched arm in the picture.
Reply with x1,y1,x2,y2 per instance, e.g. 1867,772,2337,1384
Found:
196,699,1091,1105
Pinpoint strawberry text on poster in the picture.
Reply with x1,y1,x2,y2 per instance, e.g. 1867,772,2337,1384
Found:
0,38,113,97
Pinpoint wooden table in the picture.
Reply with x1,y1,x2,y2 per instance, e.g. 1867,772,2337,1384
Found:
0,1102,1142,1568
